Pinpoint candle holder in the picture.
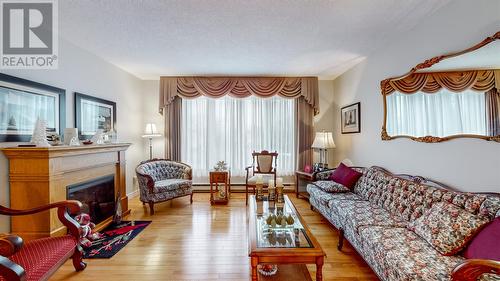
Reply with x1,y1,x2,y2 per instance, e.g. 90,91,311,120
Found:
268,179,276,201
268,186,276,201
276,185,284,203
256,183,264,201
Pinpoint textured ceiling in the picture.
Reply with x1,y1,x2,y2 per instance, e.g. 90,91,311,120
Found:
59,0,451,80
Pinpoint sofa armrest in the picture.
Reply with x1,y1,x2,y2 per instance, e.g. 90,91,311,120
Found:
136,172,155,194
451,259,500,281
0,201,83,242
0,234,23,257
183,166,193,180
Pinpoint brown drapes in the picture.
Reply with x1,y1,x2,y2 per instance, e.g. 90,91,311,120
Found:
383,70,500,95
164,97,182,161
295,97,314,170
486,88,500,136
159,76,319,115
159,76,319,169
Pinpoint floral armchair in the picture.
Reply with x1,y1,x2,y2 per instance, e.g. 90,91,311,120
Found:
136,159,193,215
0,200,85,281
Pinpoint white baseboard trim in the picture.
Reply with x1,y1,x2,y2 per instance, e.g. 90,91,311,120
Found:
127,189,139,198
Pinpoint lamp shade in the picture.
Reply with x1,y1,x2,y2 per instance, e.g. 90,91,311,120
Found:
311,131,336,149
142,123,162,138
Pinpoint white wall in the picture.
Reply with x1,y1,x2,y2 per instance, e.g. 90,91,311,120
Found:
330,0,500,192
141,80,164,159
0,39,144,231
314,80,336,167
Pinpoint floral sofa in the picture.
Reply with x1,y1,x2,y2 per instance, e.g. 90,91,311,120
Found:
307,166,500,281
136,159,193,215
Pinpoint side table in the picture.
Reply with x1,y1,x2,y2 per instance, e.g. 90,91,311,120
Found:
295,170,315,199
210,170,231,205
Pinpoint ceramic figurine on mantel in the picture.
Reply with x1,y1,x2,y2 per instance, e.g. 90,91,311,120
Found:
90,129,105,144
30,118,51,147
69,136,80,146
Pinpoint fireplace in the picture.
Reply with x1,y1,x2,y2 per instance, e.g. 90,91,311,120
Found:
67,175,116,225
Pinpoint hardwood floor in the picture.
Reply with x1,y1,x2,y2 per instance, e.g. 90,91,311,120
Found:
52,193,378,281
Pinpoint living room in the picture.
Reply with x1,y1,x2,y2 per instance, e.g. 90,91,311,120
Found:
0,0,498,280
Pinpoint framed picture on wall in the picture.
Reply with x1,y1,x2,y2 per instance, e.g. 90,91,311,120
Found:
341,102,361,134
75,92,116,140
0,73,65,142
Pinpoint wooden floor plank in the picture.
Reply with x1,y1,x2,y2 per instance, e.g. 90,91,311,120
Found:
51,193,377,280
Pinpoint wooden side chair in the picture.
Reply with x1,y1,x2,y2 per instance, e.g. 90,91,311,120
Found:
245,150,278,205
0,200,86,281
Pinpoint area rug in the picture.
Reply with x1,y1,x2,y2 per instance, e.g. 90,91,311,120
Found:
83,220,151,259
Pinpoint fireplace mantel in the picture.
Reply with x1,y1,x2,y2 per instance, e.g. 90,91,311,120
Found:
2,143,131,241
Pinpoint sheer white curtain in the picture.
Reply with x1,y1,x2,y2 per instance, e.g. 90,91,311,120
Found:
386,89,487,137
181,95,296,179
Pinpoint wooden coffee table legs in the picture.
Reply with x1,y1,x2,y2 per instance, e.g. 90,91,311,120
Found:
316,256,324,281
251,257,258,281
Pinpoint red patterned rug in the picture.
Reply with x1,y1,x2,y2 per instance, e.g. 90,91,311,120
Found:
83,221,151,259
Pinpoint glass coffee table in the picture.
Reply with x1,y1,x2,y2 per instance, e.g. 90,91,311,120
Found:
248,195,325,281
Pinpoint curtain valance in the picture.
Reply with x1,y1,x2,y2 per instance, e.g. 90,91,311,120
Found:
159,76,319,115
383,70,500,96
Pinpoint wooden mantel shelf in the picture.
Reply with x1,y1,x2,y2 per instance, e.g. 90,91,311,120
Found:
1,143,132,241
2,143,131,157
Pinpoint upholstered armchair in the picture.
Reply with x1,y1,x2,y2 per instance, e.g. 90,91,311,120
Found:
0,200,86,281
245,151,278,205
136,159,193,215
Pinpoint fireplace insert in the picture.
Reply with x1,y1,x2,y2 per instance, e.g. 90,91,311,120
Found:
67,174,115,225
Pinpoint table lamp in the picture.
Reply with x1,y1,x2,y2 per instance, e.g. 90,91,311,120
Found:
311,131,336,170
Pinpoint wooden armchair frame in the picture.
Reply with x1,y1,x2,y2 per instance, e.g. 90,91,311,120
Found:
0,200,86,281
245,150,278,205
451,259,500,281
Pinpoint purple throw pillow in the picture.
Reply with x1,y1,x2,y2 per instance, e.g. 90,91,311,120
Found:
463,217,500,260
329,163,362,190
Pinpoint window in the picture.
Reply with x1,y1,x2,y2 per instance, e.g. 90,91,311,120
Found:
386,89,487,137
181,96,295,179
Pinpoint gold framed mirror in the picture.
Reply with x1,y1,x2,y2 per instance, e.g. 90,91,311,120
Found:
381,31,500,143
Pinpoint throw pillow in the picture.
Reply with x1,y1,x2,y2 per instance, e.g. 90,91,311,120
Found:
329,163,362,189
313,181,349,193
463,217,500,260
408,202,490,256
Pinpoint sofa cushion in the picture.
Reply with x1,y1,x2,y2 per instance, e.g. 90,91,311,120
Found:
330,199,407,233
463,217,500,260
353,167,391,201
408,202,490,255
329,163,363,189
359,226,464,281
0,235,76,281
154,179,192,193
307,184,362,207
478,196,500,219
312,180,349,193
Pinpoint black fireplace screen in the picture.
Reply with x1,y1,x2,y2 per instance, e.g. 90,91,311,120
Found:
67,174,115,225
